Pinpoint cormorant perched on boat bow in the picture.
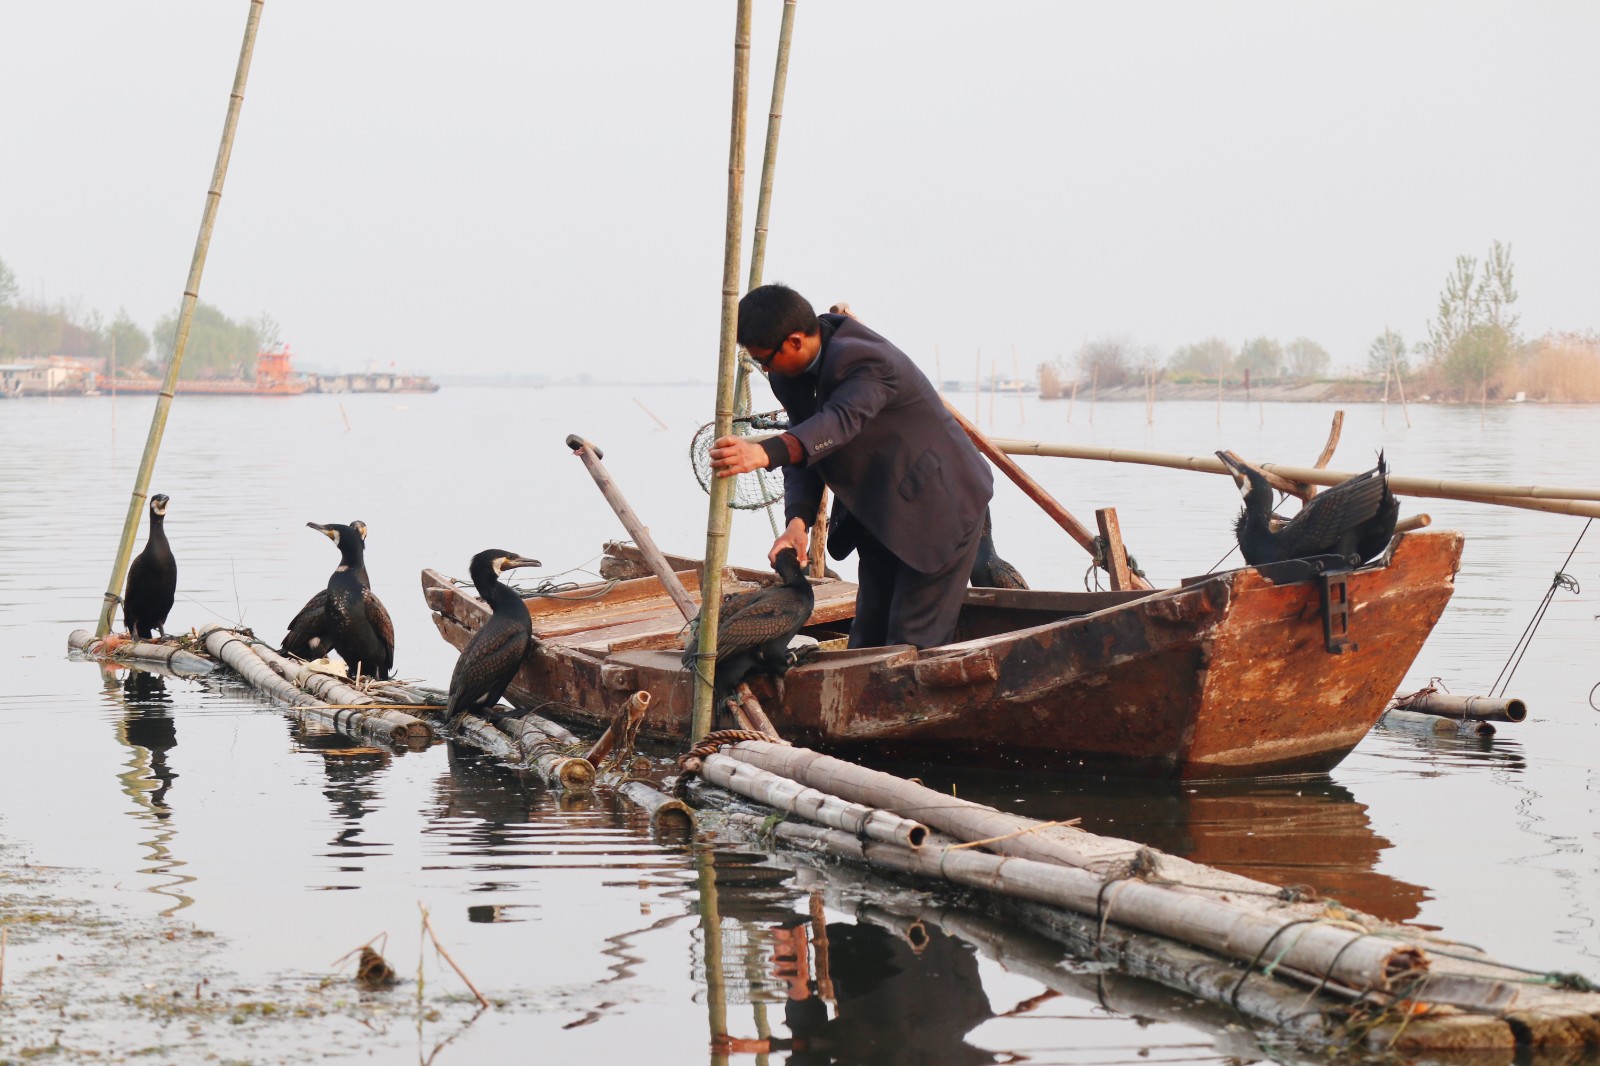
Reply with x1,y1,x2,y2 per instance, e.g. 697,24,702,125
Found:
969,507,1029,590
124,493,176,638
282,521,394,680
1217,451,1399,567
682,547,815,708
445,549,541,726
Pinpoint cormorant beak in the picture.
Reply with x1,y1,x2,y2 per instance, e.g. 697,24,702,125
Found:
150,494,170,516
1215,451,1248,492
306,522,338,542
504,557,542,571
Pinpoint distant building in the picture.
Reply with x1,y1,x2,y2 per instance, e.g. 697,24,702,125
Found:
0,356,95,396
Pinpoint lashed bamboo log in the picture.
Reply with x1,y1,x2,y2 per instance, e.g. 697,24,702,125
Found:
196,626,423,747
1393,692,1526,723
943,399,1154,590
1379,708,1496,738
566,435,697,620
95,0,264,638
855,904,929,952
253,644,430,743
507,714,595,791
68,629,214,675
989,438,1600,520
455,714,520,762
584,691,651,766
619,780,695,831
699,752,927,848
707,811,1424,995
695,0,755,744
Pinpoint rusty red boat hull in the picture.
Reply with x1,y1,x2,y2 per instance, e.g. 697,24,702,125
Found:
423,530,1463,779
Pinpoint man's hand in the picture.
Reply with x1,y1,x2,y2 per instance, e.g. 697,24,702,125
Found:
769,518,808,565
709,435,769,478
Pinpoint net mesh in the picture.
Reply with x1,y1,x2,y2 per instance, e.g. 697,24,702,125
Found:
689,410,789,510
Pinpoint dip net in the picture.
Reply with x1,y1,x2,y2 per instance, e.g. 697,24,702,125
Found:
689,410,788,510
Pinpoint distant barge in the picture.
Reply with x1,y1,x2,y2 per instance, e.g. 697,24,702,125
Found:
98,344,438,396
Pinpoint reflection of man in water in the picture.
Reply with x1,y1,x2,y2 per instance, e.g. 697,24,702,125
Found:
783,922,996,1066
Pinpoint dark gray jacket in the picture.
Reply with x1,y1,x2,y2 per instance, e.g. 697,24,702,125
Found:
773,315,993,574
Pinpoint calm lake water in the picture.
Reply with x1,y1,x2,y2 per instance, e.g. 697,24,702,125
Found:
1,384,1597,1064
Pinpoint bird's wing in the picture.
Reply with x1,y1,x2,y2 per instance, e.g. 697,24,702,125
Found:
448,623,529,715
990,557,1030,590
718,587,814,658
1281,468,1389,556
281,591,328,657
680,585,771,667
364,590,396,674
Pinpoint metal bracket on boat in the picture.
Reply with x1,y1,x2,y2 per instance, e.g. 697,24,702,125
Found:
1252,554,1356,586
1318,573,1358,655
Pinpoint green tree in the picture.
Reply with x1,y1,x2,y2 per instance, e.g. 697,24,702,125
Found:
150,300,273,378
0,254,18,309
1237,336,1283,378
1169,337,1234,380
1367,331,1409,377
108,308,151,370
1423,240,1520,393
1285,337,1330,378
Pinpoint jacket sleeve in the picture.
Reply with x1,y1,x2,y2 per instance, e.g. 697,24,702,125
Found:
784,354,895,466
783,463,825,528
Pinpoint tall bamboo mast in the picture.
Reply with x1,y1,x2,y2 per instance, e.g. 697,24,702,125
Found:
94,0,264,637
692,0,754,741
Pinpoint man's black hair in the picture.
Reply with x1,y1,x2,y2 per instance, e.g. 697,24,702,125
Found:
737,283,818,351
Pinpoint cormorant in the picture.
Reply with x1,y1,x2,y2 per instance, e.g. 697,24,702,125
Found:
124,493,176,638
969,507,1029,590
1217,451,1400,567
281,520,369,660
445,549,541,725
682,547,815,706
282,522,395,680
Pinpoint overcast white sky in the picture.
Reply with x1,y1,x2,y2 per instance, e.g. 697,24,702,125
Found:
2,2,1595,378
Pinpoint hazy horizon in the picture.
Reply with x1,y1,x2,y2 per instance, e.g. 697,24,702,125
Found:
3,2,1596,379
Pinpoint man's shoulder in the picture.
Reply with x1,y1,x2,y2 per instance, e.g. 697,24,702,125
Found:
824,318,909,371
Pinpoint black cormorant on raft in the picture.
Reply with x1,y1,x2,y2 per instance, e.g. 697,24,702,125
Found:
281,520,369,661
445,549,542,726
969,507,1029,590
1218,451,1399,566
281,521,394,680
124,493,176,639
683,546,815,707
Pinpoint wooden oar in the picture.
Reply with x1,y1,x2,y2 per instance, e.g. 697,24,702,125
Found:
943,399,1154,590
989,437,1600,521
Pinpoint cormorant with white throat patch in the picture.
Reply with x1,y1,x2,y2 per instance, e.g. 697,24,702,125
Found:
282,521,394,680
445,549,542,726
124,493,177,639
1217,451,1399,567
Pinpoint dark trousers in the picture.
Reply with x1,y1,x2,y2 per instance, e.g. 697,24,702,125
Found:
848,519,983,650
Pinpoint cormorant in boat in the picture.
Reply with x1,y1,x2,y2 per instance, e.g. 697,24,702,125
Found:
445,549,542,726
1217,451,1399,567
281,520,369,660
124,493,177,638
682,547,815,707
969,507,1029,590
282,521,394,680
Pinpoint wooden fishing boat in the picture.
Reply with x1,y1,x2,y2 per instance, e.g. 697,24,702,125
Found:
422,529,1463,779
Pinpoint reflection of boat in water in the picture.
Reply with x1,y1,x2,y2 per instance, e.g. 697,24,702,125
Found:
424,530,1464,779
943,772,1429,923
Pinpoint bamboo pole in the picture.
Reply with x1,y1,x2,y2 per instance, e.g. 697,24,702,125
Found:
95,0,263,638
68,629,215,674
693,0,753,743
1393,692,1527,723
1389,330,1413,429
709,810,1425,995
987,438,1600,519
619,780,696,831
744,0,796,294
807,489,830,578
508,714,596,791
583,690,651,767
1380,707,1496,738
698,752,928,848
695,846,732,1065
566,434,697,620
943,399,1155,589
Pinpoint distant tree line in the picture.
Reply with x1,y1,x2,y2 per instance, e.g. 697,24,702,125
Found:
0,251,276,379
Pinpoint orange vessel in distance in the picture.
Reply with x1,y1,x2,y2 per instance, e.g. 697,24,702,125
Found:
100,343,309,396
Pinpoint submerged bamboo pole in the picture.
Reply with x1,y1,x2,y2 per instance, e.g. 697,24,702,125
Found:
709,810,1425,996
988,438,1600,519
620,780,696,832
1380,707,1496,738
693,0,754,744
699,752,927,848
95,0,264,638
508,714,596,791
